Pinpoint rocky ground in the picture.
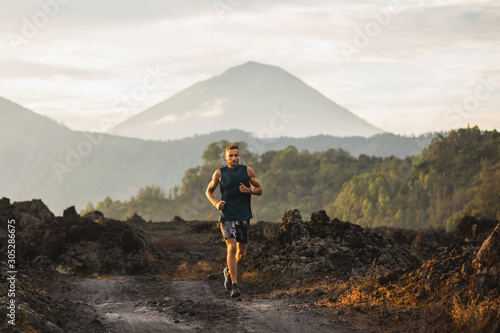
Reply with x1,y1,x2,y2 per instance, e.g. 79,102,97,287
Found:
1,197,499,332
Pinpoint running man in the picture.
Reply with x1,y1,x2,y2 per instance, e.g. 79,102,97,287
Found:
206,143,263,297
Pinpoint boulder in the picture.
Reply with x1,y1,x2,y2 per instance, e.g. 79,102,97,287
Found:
63,206,79,218
10,199,55,231
276,209,308,244
172,215,185,223
12,199,55,223
309,210,330,224
0,197,10,208
473,223,500,293
127,213,147,224
82,210,104,223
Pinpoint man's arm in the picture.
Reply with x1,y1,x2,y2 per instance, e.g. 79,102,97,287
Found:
239,166,263,196
206,169,225,210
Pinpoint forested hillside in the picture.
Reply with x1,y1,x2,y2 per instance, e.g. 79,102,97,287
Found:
329,126,500,229
85,126,499,230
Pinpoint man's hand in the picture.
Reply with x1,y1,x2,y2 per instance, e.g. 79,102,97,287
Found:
216,200,226,210
239,183,252,193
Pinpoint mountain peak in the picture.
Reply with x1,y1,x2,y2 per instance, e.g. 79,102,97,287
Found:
220,61,290,80
225,61,278,71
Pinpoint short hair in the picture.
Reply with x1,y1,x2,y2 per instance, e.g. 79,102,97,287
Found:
225,143,239,155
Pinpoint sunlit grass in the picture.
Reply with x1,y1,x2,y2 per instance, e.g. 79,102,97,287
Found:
238,262,499,332
450,294,500,332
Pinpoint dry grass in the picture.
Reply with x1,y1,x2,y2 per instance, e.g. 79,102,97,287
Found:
329,276,497,332
238,264,500,333
241,270,260,281
449,294,500,332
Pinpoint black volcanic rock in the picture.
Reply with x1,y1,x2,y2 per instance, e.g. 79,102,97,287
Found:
82,210,104,223
12,199,55,227
455,215,498,242
411,228,440,252
276,209,308,244
0,197,10,208
309,210,330,224
398,243,480,307
126,212,147,224
473,223,500,293
63,206,79,218
473,223,500,272
0,198,151,275
369,226,418,245
244,209,421,284
172,215,185,223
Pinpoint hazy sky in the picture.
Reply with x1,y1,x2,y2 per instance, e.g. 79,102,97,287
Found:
1,0,499,136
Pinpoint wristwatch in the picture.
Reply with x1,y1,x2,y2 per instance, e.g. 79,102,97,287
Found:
250,187,254,193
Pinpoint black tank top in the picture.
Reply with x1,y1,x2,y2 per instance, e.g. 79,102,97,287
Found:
219,165,252,221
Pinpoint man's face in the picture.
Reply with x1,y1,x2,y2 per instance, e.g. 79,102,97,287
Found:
225,148,240,169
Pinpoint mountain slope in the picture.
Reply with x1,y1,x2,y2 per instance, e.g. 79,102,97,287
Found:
110,61,383,140
0,97,74,201
0,97,195,214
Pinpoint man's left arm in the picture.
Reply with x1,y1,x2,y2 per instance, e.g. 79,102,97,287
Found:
239,167,262,196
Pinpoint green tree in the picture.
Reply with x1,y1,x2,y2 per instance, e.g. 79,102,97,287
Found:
476,160,500,219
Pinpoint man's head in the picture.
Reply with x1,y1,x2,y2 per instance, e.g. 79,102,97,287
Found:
224,143,240,169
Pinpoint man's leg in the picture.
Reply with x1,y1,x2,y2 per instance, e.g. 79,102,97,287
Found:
226,238,238,285
236,242,247,267
228,236,247,284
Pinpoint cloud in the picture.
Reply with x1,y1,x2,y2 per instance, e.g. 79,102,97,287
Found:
155,98,227,125
0,1,210,25
0,58,117,80
0,1,498,135
334,3,500,61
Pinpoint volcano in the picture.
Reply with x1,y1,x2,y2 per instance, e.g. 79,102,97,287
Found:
110,61,383,140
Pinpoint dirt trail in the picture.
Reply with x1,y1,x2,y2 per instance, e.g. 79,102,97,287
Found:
45,275,349,333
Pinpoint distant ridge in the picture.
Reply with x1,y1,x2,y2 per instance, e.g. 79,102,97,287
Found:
110,61,384,140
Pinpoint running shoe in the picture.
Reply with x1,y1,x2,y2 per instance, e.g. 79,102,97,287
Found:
223,267,231,290
231,283,241,298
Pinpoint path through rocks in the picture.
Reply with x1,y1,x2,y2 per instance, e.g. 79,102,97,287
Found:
44,275,349,333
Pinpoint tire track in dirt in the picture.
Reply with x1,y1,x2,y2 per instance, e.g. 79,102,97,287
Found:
45,275,349,333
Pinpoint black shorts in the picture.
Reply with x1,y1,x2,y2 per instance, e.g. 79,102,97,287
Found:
220,220,249,244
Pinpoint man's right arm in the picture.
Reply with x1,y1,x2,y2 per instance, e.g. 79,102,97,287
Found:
206,169,225,210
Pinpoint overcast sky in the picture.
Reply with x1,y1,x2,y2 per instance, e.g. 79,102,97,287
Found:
1,0,499,136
